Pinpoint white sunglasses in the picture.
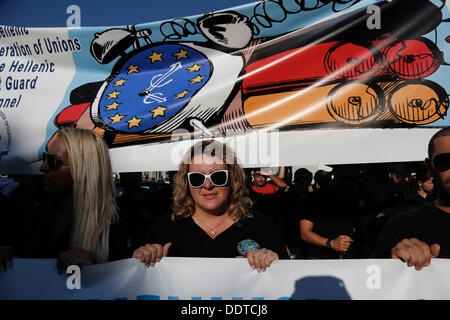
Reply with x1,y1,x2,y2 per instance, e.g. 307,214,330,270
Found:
187,170,229,188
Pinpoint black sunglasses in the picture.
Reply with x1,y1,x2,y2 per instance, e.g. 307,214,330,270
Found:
432,153,450,172
187,170,229,188
42,151,69,171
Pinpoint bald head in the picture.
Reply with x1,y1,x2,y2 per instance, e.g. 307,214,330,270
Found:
428,127,450,159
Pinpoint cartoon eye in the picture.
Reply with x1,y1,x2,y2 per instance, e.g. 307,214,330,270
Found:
403,55,416,63
407,98,423,109
347,57,362,66
348,96,362,106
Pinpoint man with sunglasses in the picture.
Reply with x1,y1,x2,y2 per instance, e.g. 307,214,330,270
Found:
371,127,450,270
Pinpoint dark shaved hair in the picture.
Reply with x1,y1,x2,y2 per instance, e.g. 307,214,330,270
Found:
428,127,450,159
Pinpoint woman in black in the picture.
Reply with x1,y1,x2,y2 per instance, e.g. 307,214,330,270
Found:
6,128,129,273
405,164,434,206
133,140,286,272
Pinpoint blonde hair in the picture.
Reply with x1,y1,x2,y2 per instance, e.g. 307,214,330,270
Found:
58,128,118,263
172,140,252,223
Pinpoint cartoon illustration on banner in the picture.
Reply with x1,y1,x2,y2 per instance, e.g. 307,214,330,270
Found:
49,0,449,149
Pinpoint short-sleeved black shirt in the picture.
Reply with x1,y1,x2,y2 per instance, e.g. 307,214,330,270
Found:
144,211,287,259
371,203,450,258
301,189,358,259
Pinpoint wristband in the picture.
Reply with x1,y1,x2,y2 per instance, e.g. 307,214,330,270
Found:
325,239,332,249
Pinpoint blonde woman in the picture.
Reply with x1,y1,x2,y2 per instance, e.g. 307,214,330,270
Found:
38,128,126,272
133,140,286,272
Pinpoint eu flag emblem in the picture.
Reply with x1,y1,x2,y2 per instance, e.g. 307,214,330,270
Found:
98,44,212,133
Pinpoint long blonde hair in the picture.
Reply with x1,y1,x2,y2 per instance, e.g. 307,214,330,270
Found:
172,140,252,223
58,128,118,263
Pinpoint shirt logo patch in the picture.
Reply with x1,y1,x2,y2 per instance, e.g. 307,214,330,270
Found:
237,239,260,257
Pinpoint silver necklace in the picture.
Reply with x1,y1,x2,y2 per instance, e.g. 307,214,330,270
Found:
209,219,227,236
194,216,228,236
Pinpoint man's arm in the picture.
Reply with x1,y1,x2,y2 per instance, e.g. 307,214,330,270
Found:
300,219,353,252
265,167,287,189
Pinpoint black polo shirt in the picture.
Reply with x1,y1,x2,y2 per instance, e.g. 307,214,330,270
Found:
371,203,450,258
144,211,287,258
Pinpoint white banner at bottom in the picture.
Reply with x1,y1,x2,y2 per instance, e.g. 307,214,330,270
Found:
1,257,450,300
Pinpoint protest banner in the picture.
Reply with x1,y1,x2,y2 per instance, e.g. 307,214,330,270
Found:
0,0,449,173
1,257,450,300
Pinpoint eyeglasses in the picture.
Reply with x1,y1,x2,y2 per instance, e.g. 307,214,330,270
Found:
187,170,229,188
432,153,450,172
42,152,69,171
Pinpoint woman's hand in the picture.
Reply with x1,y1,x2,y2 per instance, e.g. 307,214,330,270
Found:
132,243,171,267
57,248,93,273
246,248,279,273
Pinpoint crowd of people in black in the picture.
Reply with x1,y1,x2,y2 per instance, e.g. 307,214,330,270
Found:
250,162,435,260
1,127,449,273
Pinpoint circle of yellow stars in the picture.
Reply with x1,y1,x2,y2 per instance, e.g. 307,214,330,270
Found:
104,48,206,129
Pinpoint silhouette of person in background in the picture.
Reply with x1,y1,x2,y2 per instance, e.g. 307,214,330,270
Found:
249,167,287,228
300,167,359,259
280,168,313,258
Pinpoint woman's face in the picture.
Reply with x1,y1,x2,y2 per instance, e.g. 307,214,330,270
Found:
40,135,73,193
419,177,434,194
188,154,231,216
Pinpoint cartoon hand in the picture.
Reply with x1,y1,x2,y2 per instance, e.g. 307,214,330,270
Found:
198,11,253,50
241,38,263,65
220,90,252,134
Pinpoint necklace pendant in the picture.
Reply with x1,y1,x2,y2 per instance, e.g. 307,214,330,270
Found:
210,229,216,236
